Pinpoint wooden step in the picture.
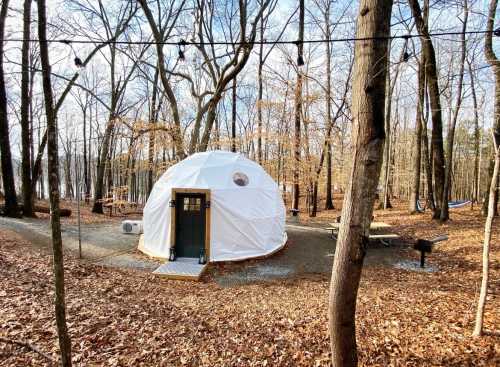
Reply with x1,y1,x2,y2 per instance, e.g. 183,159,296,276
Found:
153,257,207,281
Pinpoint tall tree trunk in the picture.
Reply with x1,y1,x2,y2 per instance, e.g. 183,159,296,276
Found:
409,52,425,213
257,11,264,164
324,7,334,211
292,0,304,215
325,140,334,209
381,53,393,209
482,0,500,217
469,59,480,204
329,0,392,365
409,0,446,219
440,0,468,221
0,0,21,218
231,77,237,153
92,113,115,214
147,66,160,197
21,0,35,216
37,0,72,364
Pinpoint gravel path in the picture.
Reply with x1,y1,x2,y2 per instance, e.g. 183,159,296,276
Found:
0,216,159,271
0,217,408,282
212,223,408,287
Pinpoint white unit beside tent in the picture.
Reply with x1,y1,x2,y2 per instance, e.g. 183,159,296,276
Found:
140,150,287,262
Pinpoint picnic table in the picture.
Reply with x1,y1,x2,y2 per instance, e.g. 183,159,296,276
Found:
325,221,400,245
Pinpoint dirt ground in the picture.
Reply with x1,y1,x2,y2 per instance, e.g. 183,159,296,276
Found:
0,199,499,366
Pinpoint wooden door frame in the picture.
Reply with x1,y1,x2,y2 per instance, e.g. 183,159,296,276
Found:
170,188,211,261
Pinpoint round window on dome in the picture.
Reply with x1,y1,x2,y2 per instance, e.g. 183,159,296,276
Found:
233,172,249,187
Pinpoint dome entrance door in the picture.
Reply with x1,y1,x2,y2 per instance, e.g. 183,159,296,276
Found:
174,193,206,259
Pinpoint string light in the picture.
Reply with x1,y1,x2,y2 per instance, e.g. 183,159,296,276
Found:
177,39,186,62
402,35,411,62
3,29,495,47
60,39,84,69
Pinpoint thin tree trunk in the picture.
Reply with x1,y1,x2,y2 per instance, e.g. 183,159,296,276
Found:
21,0,35,216
325,141,334,209
469,59,480,204
231,77,237,152
381,53,393,209
440,0,468,221
257,10,264,164
409,0,446,219
473,143,499,336
329,0,392,365
37,0,72,364
0,0,20,217
324,6,334,210
292,0,304,216
409,52,425,213
482,0,500,217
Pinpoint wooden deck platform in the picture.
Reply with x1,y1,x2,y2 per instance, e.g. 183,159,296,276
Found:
153,257,207,281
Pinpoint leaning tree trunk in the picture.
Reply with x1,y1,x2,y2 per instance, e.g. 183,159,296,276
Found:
37,0,72,364
473,141,499,336
328,0,393,365
0,0,20,218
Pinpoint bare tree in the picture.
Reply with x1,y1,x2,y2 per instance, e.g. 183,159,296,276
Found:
291,0,304,216
482,0,500,216
328,0,393,365
440,0,468,221
37,0,72,364
0,0,21,217
408,0,447,219
20,0,35,216
474,0,500,336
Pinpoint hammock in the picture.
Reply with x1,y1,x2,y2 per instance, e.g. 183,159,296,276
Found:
416,199,471,212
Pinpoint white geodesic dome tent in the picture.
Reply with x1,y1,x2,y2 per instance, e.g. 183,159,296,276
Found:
140,150,287,262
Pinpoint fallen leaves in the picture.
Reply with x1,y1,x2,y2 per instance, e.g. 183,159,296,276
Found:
0,201,499,366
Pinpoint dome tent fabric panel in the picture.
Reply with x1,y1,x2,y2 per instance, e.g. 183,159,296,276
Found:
141,151,286,262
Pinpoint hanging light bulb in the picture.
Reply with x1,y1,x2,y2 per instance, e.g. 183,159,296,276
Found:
494,27,500,37
60,40,85,69
74,57,84,68
402,35,411,63
178,39,187,62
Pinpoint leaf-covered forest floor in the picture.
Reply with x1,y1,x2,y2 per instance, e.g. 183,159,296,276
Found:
0,200,499,366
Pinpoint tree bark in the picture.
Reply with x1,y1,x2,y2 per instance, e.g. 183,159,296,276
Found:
469,59,480,204
37,0,72,364
409,52,425,213
409,0,446,219
0,0,21,218
21,0,35,217
482,0,500,217
231,77,237,152
292,0,304,215
473,142,499,336
440,0,468,221
329,0,392,365
325,141,334,209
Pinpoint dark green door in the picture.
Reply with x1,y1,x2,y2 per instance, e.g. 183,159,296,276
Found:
175,193,206,258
